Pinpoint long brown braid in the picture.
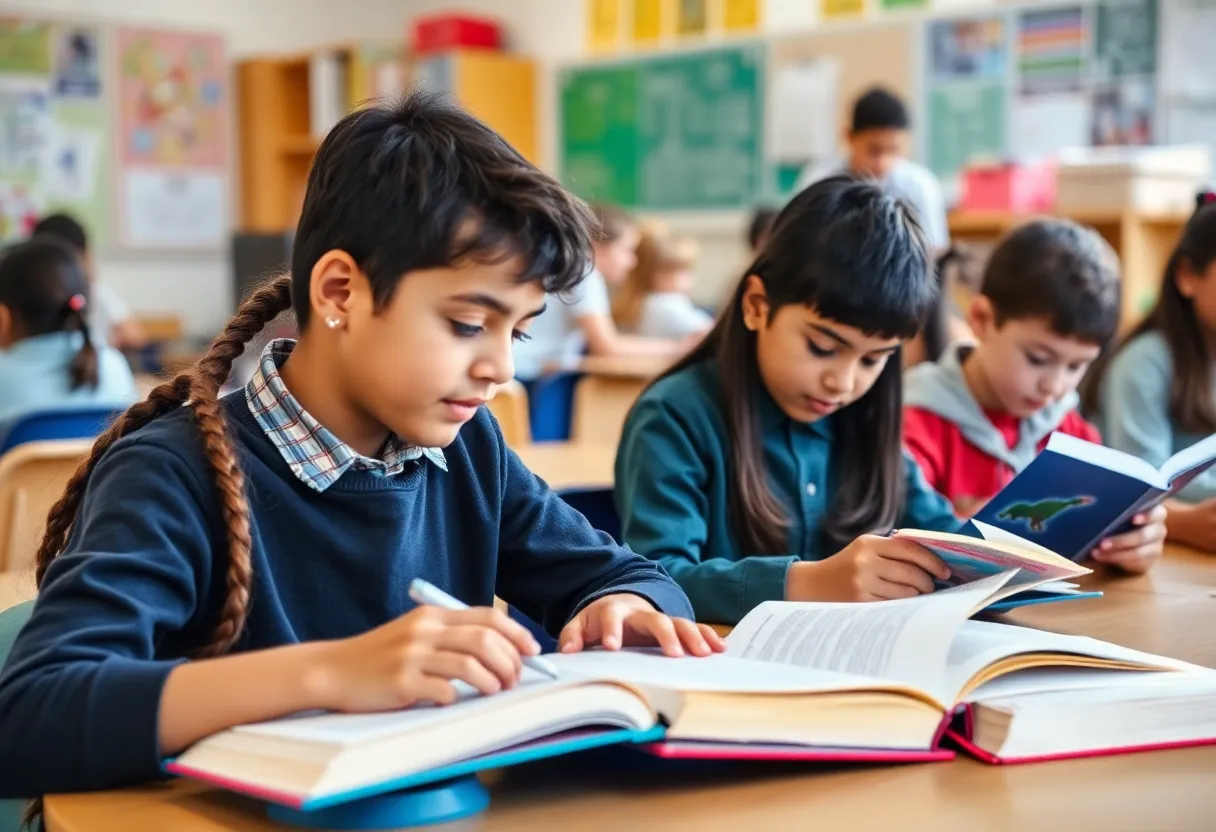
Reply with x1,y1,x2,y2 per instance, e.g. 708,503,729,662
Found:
23,276,292,832
34,275,293,654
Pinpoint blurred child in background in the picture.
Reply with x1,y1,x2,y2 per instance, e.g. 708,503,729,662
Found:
613,225,712,339
0,236,137,428
1084,202,1216,553
32,213,146,351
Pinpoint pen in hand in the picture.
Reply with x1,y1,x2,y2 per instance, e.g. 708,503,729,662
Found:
408,579,561,680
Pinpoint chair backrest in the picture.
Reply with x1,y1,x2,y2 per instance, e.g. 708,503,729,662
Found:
486,380,532,447
0,601,34,832
0,440,92,574
526,372,580,442
0,406,123,455
559,487,621,542
569,375,648,447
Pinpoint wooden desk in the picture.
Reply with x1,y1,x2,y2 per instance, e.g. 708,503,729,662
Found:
948,208,1189,333
514,443,615,491
45,553,1216,831
576,355,671,380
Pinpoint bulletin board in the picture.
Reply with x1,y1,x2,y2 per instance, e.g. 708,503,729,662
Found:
0,18,108,245
0,14,229,251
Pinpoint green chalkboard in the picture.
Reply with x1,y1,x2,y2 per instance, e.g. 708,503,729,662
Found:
559,45,764,210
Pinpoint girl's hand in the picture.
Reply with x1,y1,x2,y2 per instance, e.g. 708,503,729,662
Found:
787,535,951,602
1090,504,1167,575
558,594,726,657
313,606,542,712
953,495,988,519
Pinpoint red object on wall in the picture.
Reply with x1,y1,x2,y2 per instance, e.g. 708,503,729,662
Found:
412,15,502,54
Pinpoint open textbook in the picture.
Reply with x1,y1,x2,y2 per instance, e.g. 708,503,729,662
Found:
167,571,1215,809
973,431,1216,560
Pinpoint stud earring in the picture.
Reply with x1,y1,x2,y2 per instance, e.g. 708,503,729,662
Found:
325,317,341,329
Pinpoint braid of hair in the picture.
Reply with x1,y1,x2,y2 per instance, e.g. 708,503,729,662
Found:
185,275,293,656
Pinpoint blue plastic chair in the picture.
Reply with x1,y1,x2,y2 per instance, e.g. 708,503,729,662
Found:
558,487,621,541
0,601,34,832
523,372,581,443
0,407,124,455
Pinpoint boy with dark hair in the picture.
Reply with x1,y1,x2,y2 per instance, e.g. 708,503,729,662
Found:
31,212,146,350
0,90,722,800
797,86,949,251
904,218,1165,573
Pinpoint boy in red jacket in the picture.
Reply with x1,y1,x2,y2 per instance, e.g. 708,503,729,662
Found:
903,219,1165,573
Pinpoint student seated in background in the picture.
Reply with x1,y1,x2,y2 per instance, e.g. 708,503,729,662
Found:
612,225,712,339
903,219,1165,574
615,178,957,625
747,206,778,256
0,92,722,804
511,204,692,381
0,236,137,428
1082,203,1216,553
32,213,146,351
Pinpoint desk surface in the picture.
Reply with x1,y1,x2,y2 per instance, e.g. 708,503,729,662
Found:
514,442,616,491
576,355,672,380
45,549,1216,831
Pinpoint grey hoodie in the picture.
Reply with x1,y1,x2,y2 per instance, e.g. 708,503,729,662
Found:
903,342,1080,473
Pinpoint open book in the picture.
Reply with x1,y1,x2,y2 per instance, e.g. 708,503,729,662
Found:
721,570,1216,764
167,571,1211,809
893,520,1100,610
973,431,1216,560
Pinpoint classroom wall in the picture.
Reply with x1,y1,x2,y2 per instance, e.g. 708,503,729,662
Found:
5,0,426,338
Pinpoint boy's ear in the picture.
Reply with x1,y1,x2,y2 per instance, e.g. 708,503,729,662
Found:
741,274,770,331
309,249,360,330
967,294,998,339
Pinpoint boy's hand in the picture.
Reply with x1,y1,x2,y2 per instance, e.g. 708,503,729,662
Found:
787,535,951,602
558,594,725,657
1090,504,1167,575
314,606,540,712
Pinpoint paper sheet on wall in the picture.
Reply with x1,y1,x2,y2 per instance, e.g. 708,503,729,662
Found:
1160,0,1216,99
1164,103,1216,161
121,169,226,248
768,59,839,164
1011,94,1089,161
42,123,101,201
0,78,52,176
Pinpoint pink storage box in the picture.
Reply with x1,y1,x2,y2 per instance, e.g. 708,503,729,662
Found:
960,162,1057,213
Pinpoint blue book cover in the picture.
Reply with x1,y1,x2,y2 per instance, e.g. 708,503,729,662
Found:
970,432,1216,560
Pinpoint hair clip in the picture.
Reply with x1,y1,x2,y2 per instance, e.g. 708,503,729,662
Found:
66,294,87,313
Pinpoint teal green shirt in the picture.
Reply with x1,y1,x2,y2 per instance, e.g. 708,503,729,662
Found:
614,360,959,624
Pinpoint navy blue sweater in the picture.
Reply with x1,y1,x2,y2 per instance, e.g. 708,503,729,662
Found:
0,394,691,796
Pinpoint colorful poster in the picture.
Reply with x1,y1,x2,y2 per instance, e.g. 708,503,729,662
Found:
723,0,762,31
0,182,43,242
588,0,623,51
929,18,1006,82
677,0,710,36
632,0,666,44
116,28,227,168
1095,0,1157,80
1018,7,1086,95
1092,80,1155,146
53,25,101,98
822,0,866,19
0,19,51,74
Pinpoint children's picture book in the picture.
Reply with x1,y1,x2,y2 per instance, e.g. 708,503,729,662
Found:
167,572,1216,812
972,432,1216,560
893,520,1101,610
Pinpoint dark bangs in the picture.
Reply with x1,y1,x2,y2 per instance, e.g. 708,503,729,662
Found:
754,176,936,338
293,89,595,326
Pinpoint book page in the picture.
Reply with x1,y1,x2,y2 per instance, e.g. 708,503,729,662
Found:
724,572,1016,704
894,527,1088,592
944,619,1189,703
1045,432,1165,488
1161,432,1216,486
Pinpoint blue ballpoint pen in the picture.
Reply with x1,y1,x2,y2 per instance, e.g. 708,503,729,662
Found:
408,578,561,680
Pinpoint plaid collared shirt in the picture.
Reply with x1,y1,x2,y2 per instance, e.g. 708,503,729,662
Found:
245,339,447,492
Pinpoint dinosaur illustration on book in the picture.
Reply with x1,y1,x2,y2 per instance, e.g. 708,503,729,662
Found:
997,496,1095,533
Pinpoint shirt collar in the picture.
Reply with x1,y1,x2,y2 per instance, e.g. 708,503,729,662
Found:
244,339,446,492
